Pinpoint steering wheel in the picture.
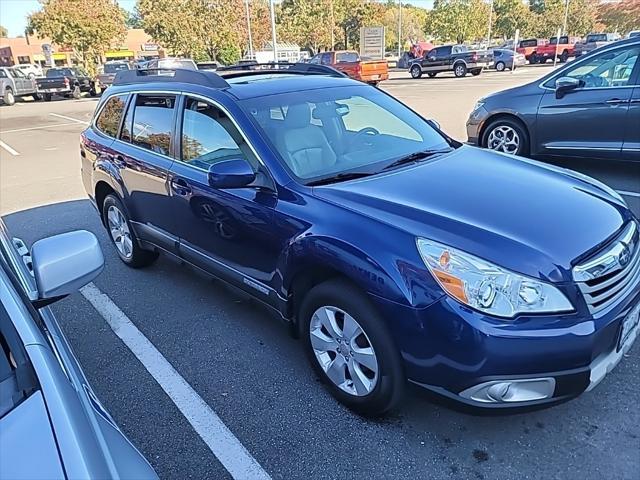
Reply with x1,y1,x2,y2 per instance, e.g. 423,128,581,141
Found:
347,127,380,149
581,73,607,88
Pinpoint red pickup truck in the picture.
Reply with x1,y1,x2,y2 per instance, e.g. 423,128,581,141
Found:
516,38,547,62
309,51,389,85
530,36,581,64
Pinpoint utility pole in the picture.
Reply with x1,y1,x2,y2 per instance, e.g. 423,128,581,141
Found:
397,1,402,58
245,0,254,59
562,0,570,36
486,0,494,48
330,0,335,49
269,0,278,63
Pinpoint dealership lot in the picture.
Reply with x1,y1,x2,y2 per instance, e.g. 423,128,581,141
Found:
1,68,639,480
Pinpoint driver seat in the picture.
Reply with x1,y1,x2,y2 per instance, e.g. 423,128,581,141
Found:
276,103,337,178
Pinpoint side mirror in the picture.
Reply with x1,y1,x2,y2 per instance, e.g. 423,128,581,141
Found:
555,76,582,99
208,159,256,189
31,230,104,304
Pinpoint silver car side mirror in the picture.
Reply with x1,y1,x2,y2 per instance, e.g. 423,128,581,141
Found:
31,230,104,303
555,76,582,99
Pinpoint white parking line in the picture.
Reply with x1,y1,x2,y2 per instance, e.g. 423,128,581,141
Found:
49,112,89,124
618,190,640,198
0,122,82,134
0,140,19,156
80,283,271,480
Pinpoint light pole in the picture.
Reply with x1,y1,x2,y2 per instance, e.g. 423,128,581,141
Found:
269,0,278,63
562,0,570,36
245,0,254,59
486,0,494,48
330,0,335,49
397,0,402,58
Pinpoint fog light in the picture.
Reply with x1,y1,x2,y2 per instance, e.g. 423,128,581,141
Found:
460,378,556,404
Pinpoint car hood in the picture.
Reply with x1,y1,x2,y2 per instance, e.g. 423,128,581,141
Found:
313,146,629,282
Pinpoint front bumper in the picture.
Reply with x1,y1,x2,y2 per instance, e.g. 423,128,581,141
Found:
371,281,640,408
465,105,490,145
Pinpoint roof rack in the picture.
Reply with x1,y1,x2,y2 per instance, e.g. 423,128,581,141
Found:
113,68,229,88
217,62,347,78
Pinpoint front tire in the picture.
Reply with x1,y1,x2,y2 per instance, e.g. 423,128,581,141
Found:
3,88,15,106
559,50,569,63
410,64,422,79
495,61,506,72
453,62,467,78
482,117,529,156
72,85,81,99
301,279,405,417
102,194,158,268
43,93,52,102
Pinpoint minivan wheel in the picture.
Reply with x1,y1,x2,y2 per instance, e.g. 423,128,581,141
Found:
454,63,467,77
483,118,529,156
102,194,158,267
410,65,422,78
300,279,405,417
3,88,15,106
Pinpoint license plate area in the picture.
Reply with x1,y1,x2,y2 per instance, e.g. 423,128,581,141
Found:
619,302,640,350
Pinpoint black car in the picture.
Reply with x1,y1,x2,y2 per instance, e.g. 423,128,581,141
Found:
36,67,96,101
409,44,492,78
467,37,640,162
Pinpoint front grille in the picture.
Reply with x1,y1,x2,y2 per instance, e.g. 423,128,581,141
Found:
573,221,640,315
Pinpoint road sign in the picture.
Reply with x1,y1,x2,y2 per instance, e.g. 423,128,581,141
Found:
42,44,54,67
360,26,385,59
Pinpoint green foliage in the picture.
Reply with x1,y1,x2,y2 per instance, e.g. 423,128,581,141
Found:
216,43,242,65
493,0,534,39
426,0,490,44
0,25,8,37
598,0,640,35
382,3,429,51
126,7,143,29
28,0,126,74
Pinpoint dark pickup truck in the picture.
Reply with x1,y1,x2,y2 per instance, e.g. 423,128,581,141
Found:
36,67,96,101
409,44,492,78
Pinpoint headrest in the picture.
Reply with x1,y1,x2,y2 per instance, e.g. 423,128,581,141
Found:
284,103,311,129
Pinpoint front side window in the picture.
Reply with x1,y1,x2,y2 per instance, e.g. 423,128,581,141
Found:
180,97,256,170
95,94,128,138
242,86,450,181
309,55,321,64
8,69,24,78
336,52,358,63
130,95,176,156
321,53,332,65
547,46,640,88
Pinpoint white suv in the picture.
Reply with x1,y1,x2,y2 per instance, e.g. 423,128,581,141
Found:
14,63,43,78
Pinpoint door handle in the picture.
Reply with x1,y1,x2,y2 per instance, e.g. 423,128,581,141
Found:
605,98,628,105
170,178,192,195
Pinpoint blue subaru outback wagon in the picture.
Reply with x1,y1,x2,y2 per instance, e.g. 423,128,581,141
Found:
81,65,640,416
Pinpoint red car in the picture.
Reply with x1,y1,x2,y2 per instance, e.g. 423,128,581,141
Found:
531,36,582,64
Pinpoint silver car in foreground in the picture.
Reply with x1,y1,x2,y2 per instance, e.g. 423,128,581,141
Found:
0,219,157,479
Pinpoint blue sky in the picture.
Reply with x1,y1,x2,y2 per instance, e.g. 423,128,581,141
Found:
0,0,435,38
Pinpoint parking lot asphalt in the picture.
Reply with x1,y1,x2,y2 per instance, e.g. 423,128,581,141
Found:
1,67,639,480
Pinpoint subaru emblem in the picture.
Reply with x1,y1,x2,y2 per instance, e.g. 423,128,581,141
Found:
618,244,631,268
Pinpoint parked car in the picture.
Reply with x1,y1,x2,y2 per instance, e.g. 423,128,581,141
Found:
575,33,621,57
515,38,547,62
467,37,640,162
0,67,38,106
36,67,96,101
309,51,388,85
629,31,640,39
491,49,526,71
97,61,132,91
530,35,581,63
197,61,219,71
81,65,639,416
0,219,158,479
13,63,43,79
142,57,198,70
409,44,492,78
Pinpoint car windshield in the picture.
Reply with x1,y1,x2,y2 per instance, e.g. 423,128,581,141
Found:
240,85,451,183
586,34,608,42
104,63,130,73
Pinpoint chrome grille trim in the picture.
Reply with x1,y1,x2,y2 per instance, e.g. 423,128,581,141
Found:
573,221,640,315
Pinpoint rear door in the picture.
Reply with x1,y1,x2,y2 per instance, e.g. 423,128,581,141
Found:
335,51,359,78
623,85,640,162
536,44,640,160
110,93,179,252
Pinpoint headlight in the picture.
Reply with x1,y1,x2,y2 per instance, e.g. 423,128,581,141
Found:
416,238,574,318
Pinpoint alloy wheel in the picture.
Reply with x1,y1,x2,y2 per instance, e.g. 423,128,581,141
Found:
487,125,520,154
107,205,134,258
309,306,379,397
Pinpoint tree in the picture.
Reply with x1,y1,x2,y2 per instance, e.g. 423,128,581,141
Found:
28,0,126,74
426,0,489,44
126,7,143,29
334,0,385,49
0,25,8,37
528,0,597,37
493,0,534,39
278,0,334,53
382,3,429,51
598,0,640,34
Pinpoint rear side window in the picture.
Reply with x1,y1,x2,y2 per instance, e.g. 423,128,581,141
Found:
321,53,332,65
336,52,358,63
130,95,176,156
95,94,128,138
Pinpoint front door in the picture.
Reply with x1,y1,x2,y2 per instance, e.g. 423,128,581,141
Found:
422,46,451,72
536,44,640,160
166,95,281,302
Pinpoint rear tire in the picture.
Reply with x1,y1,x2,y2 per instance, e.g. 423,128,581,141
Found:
559,50,569,63
453,62,467,78
427,72,437,78
300,279,405,417
410,64,422,79
3,88,15,106
102,194,158,268
43,93,52,102
72,86,81,99
471,69,482,76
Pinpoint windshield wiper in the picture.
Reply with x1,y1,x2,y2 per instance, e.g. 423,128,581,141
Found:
381,148,453,172
306,171,374,186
